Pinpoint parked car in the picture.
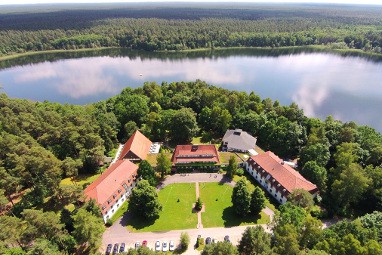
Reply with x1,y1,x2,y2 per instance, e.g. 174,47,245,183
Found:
205,237,212,245
112,243,119,254
119,243,125,253
105,244,112,255
142,240,147,247
224,235,230,242
212,238,216,244
155,240,161,251
169,240,175,251
135,241,140,250
162,241,169,252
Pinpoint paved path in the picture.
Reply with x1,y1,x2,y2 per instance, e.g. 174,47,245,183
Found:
110,143,124,165
101,173,276,254
195,182,203,229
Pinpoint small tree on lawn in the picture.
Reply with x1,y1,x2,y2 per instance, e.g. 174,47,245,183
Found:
226,155,238,179
128,180,162,220
138,160,156,186
179,232,190,253
250,186,266,215
156,151,172,179
231,179,251,217
195,197,203,211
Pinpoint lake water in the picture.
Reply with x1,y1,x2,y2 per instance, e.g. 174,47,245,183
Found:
1,48,382,131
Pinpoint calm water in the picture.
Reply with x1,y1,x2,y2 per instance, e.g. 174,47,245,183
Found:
1,48,382,131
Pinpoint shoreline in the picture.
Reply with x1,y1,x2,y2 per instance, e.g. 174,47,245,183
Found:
1,45,381,62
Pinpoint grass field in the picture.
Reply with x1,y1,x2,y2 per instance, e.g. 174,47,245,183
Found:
126,183,198,232
60,173,101,187
219,152,245,164
199,182,269,228
146,152,172,167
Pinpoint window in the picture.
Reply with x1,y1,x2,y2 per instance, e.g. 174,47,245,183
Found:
107,199,111,204
112,210,114,213
118,189,122,193
279,199,282,203
102,206,106,210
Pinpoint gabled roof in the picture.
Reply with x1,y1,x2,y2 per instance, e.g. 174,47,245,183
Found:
119,130,152,161
249,151,317,194
84,160,138,212
222,129,257,151
172,144,220,164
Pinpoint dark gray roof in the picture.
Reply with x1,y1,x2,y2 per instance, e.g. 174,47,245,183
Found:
222,129,257,151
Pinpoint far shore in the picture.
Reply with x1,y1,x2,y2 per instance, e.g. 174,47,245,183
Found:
1,45,382,62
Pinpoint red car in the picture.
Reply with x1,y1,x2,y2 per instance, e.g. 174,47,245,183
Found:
142,240,147,247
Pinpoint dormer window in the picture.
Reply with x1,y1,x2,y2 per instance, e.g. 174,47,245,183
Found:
102,206,106,210
107,199,111,204
118,189,122,193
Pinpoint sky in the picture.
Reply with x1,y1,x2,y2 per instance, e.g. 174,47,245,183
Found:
1,0,381,6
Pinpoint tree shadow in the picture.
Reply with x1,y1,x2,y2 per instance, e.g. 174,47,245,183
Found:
222,206,261,227
122,211,158,230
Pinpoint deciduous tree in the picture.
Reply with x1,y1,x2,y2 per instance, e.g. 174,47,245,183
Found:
238,226,272,255
128,180,162,220
231,179,251,217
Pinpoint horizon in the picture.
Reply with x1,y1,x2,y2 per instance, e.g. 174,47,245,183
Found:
1,0,382,6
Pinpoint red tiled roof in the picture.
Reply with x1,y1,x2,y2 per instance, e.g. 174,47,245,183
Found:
249,151,317,194
119,130,152,161
172,145,220,164
84,160,138,214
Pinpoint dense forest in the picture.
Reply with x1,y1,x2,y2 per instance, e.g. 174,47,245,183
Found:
1,80,382,254
1,3,382,56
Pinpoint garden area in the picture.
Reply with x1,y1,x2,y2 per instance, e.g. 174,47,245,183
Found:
125,183,198,232
199,182,269,228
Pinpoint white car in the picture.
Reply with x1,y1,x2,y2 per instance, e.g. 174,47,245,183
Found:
162,241,168,252
169,240,175,251
155,240,161,251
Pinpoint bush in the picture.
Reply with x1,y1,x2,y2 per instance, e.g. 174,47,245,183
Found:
105,219,113,227
180,232,190,252
236,168,244,176
195,197,203,211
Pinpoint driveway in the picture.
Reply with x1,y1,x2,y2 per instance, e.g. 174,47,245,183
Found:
101,173,275,254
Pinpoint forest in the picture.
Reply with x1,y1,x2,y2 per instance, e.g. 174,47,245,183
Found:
1,80,382,254
1,3,382,56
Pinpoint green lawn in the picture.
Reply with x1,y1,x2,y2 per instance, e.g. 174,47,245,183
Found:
126,183,198,232
219,152,244,164
60,173,100,187
146,152,172,167
199,182,269,228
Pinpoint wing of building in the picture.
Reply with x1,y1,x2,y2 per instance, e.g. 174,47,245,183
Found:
84,159,138,223
245,151,318,204
119,130,153,162
221,129,257,153
171,144,220,172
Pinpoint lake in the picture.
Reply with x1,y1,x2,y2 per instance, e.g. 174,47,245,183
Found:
1,48,382,131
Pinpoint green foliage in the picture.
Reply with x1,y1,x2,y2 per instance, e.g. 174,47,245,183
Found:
168,108,198,144
201,241,238,255
238,226,273,255
299,143,330,168
288,188,314,209
231,179,251,217
195,197,203,211
273,224,301,255
156,151,172,179
138,160,156,186
226,155,238,179
128,180,162,220
331,163,371,215
179,232,190,252
72,208,105,253
250,186,266,215
301,161,327,193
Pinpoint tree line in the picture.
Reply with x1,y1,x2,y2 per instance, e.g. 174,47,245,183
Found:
1,4,382,56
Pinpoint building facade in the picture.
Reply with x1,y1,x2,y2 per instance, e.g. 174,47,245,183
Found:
245,151,318,204
221,129,257,154
84,160,138,223
171,144,220,172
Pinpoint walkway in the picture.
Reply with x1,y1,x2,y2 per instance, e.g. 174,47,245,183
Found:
110,143,124,165
102,173,276,254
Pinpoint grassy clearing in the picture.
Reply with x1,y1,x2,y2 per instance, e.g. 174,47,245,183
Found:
126,183,197,232
199,182,269,228
146,152,172,167
219,152,244,164
60,173,101,187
